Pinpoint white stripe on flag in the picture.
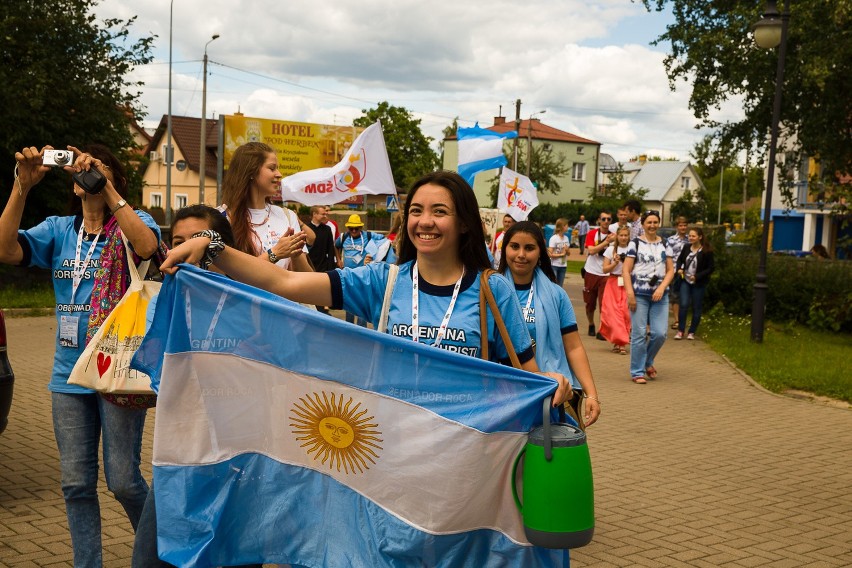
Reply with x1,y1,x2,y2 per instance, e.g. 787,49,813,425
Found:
458,137,505,166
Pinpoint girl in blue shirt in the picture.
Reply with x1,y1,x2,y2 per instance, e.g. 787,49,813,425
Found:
162,171,573,408
499,221,601,427
0,144,161,567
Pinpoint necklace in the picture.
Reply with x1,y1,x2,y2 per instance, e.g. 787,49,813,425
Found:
84,222,103,234
249,204,271,226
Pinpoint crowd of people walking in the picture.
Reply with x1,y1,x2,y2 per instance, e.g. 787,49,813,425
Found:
2,140,719,565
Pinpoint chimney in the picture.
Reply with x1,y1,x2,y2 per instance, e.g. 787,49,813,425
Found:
493,116,506,126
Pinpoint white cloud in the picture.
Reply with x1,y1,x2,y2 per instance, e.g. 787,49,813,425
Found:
98,0,741,164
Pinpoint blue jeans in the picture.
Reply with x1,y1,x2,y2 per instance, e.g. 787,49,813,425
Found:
678,281,707,334
629,294,669,378
52,392,149,568
553,266,567,288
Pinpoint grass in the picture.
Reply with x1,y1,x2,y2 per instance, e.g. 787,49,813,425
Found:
0,282,55,311
700,306,852,404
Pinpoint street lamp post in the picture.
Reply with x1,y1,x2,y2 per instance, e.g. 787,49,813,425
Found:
526,110,546,177
165,0,174,226
199,34,220,206
751,0,790,343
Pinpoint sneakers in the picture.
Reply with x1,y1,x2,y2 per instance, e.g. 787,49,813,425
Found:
588,324,596,337
687,333,695,340
674,331,683,340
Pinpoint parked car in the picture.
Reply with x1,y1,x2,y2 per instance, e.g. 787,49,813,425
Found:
0,309,13,435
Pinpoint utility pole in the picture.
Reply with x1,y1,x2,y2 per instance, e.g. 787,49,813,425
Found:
199,34,220,206
742,146,750,229
512,99,521,170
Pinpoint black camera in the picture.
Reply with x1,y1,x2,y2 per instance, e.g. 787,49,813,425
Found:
649,275,659,286
72,167,107,194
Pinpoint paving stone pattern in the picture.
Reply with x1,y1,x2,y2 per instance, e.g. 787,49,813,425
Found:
1,280,849,567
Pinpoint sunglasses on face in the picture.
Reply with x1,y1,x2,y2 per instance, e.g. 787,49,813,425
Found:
599,217,612,222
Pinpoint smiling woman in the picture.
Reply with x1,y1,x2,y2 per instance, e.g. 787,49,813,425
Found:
160,170,576,409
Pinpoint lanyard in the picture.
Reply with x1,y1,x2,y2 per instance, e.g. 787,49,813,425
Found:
411,261,464,348
71,223,101,305
524,281,535,314
348,233,365,254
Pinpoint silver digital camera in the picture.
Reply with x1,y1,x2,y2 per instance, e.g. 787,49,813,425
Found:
42,149,74,167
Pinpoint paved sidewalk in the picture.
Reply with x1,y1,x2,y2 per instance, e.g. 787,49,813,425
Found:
1,280,850,566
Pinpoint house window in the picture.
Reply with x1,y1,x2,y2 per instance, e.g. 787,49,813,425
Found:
150,192,162,209
174,194,188,209
572,163,586,181
576,146,585,155
160,144,174,165
681,177,690,190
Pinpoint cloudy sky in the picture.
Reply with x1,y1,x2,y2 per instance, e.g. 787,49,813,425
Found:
98,0,744,163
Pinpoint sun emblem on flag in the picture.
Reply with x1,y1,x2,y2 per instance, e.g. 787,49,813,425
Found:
290,391,383,474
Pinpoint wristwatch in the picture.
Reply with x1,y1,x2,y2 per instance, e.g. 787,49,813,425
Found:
110,198,127,214
267,248,280,263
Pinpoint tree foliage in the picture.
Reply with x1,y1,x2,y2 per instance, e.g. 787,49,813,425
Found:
354,102,439,191
642,0,852,194
0,0,154,228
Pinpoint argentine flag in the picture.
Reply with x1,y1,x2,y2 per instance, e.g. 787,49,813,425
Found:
133,265,570,567
457,123,518,187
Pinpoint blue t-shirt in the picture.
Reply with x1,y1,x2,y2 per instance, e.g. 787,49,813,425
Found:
626,238,672,296
513,279,580,387
328,261,534,364
334,231,384,268
18,212,161,393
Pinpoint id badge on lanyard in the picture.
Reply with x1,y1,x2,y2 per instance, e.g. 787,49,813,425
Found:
61,224,100,348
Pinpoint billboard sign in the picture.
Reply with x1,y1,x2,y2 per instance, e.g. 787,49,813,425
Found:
222,114,363,176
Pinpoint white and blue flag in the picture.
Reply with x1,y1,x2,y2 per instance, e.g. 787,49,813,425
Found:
457,123,518,187
133,265,570,567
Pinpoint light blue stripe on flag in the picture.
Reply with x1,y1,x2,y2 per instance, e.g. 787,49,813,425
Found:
456,123,518,187
133,266,571,567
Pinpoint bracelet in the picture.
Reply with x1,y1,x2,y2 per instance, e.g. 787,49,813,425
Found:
192,230,224,270
583,394,601,404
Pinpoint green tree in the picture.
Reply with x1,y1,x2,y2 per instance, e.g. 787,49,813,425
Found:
354,102,439,190
641,0,851,198
0,1,154,228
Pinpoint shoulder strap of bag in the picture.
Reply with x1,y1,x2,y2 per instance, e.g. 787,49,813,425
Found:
478,269,521,369
377,263,400,333
121,234,150,285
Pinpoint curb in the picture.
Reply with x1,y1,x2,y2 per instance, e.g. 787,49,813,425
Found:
2,307,54,318
718,350,851,410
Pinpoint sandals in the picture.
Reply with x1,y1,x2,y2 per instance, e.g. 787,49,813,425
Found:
645,366,658,379
611,346,621,354
619,346,628,355
631,377,647,384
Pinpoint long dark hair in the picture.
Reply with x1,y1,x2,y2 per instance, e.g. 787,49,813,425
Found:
396,171,490,272
221,141,275,255
690,226,713,253
497,221,556,282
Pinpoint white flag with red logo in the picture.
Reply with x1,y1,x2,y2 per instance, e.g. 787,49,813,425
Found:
281,122,396,205
497,167,539,221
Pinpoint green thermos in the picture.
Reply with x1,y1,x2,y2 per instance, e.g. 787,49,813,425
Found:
512,397,595,549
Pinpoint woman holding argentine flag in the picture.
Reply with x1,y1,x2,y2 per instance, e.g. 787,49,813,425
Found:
161,170,575,407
